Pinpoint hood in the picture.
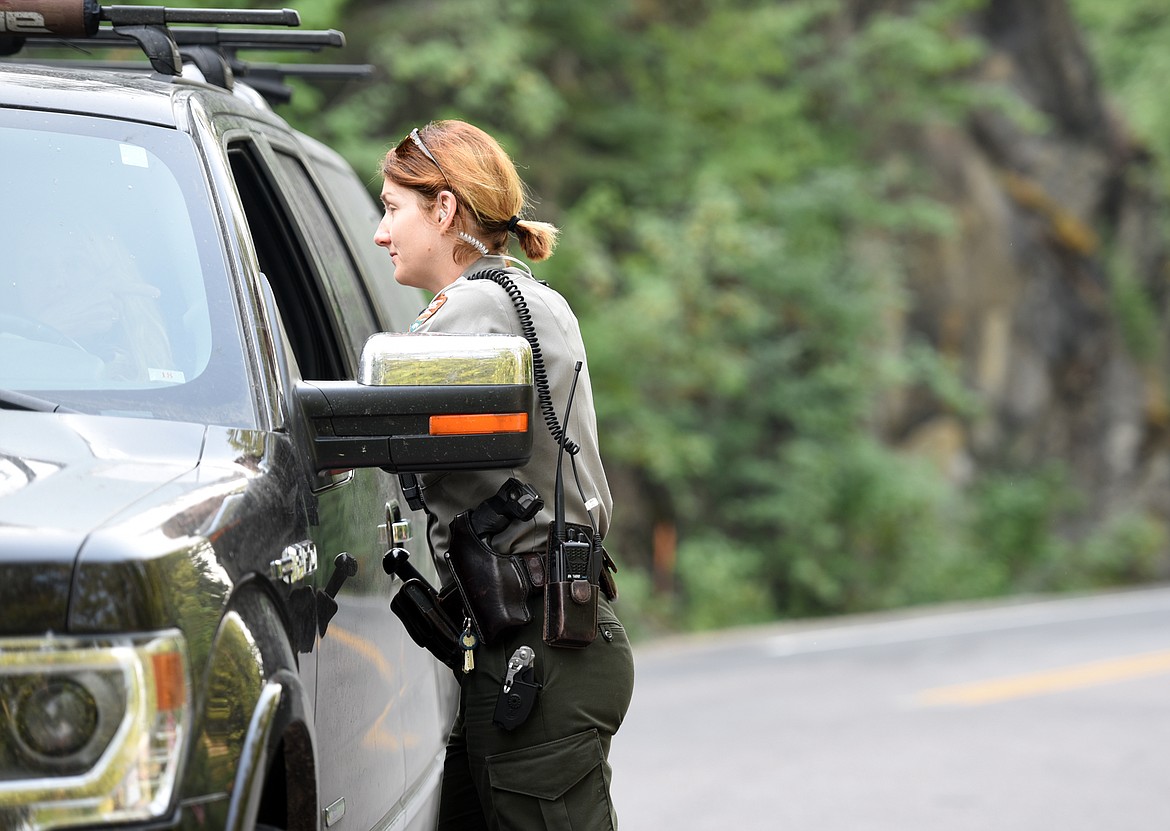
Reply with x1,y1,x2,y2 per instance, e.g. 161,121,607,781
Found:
0,411,207,632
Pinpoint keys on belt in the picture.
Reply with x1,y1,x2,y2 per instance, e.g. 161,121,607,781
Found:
460,617,478,674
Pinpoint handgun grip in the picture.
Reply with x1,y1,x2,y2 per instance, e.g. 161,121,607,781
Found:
383,546,433,590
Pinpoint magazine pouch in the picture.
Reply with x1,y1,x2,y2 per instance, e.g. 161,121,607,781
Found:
444,510,532,645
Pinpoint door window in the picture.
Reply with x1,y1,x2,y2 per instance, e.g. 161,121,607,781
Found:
227,142,352,381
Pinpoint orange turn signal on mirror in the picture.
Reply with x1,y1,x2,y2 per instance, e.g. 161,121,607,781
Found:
429,413,529,436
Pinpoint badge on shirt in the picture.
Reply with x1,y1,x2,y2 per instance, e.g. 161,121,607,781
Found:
410,293,447,332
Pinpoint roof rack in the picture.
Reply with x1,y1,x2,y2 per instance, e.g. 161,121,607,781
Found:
0,1,368,103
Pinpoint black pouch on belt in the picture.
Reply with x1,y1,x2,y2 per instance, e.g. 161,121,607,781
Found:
444,510,532,644
389,579,464,670
543,522,599,648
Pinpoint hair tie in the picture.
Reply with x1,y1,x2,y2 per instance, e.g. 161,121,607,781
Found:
506,215,521,233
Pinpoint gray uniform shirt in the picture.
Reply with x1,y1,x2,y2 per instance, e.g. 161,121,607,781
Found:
411,256,612,563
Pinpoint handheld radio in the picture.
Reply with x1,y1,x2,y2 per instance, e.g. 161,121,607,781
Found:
551,362,588,582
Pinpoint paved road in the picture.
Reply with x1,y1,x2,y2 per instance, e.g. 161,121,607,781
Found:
609,585,1170,830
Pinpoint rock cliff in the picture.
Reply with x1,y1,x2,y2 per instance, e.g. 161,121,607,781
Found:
878,0,1170,546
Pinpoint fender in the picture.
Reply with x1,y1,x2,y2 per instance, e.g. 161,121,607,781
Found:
226,669,317,831
185,584,318,831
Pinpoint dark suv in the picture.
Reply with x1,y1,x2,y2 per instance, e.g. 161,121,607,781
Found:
0,4,534,830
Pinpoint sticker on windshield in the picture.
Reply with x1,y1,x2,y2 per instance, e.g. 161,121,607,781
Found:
148,368,186,384
120,144,150,168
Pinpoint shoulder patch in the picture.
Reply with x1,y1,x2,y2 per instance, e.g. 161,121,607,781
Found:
410,293,448,332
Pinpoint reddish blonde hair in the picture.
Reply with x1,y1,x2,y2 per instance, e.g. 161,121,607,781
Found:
381,120,558,263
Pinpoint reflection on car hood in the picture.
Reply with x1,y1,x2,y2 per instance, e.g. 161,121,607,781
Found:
0,412,206,632
0,412,206,539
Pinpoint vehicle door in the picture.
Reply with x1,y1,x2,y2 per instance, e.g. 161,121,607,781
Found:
305,147,460,794
223,128,420,830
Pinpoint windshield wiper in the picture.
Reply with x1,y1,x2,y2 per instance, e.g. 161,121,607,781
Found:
0,389,78,413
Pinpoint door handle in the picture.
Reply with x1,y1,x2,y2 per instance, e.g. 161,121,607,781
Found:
317,552,358,637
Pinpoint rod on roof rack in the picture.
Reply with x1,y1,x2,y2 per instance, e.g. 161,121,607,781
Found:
0,2,300,40
71,26,346,51
102,5,300,28
0,0,101,39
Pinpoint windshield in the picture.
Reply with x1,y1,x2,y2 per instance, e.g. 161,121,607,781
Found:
0,108,254,426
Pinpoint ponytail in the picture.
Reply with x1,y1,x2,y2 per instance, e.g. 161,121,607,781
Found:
510,218,558,262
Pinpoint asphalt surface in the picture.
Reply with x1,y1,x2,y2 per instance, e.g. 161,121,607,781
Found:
608,585,1170,830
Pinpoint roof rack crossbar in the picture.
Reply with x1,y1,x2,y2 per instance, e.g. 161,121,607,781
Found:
175,28,344,49
10,56,373,83
239,62,374,81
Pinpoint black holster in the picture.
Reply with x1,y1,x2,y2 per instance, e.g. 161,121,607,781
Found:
389,578,464,670
444,510,532,644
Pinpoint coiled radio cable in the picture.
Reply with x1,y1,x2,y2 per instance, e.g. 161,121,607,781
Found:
467,268,580,456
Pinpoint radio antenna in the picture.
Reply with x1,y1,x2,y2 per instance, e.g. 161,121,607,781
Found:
553,361,583,555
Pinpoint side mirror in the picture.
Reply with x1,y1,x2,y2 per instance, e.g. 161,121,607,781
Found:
295,333,533,473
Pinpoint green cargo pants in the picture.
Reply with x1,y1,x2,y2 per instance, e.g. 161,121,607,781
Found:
437,594,635,831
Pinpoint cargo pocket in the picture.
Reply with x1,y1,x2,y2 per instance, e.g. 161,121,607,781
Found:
486,729,615,831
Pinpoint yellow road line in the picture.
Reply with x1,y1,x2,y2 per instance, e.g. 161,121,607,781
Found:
916,649,1170,707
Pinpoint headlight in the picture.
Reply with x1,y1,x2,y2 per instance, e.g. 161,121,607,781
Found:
14,676,102,761
0,631,190,831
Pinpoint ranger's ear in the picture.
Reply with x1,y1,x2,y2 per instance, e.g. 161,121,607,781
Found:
436,191,458,227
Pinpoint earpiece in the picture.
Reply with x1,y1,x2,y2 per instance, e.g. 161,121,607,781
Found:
440,210,448,221
457,231,490,256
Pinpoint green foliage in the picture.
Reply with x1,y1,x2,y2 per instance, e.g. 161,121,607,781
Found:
125,0,1170,632
1071,0,1170,191
657,444,1170,631
310,0,1169,626
600,567,675,643
675,536,778,630
1108,254,1162,364
763,436,970,615
1059,512,1168,588
967,465,1077,592
961,466,1168,598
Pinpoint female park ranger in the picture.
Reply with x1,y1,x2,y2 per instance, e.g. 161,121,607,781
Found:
375,119,635,831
